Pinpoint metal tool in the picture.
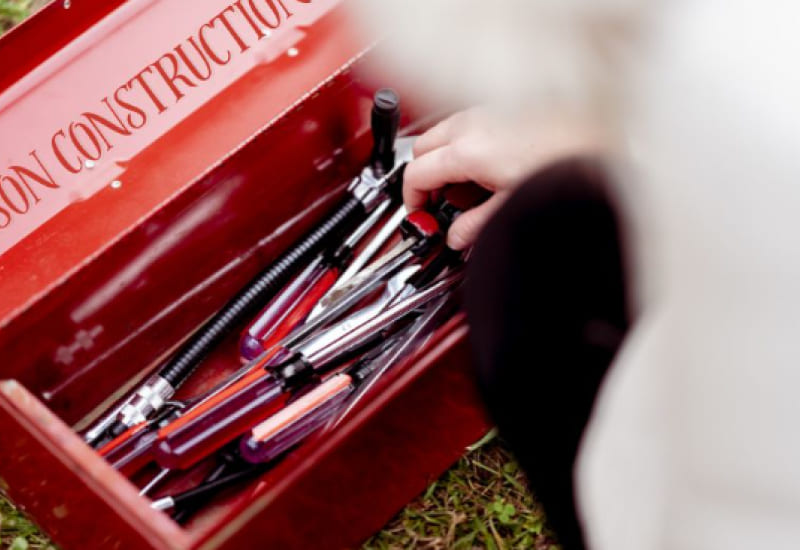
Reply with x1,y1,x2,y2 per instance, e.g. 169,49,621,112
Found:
295,265,420,358
239,197,393,361
283,210,443,350
150,463,265,513
384,246,462,310
332,292,457,428
285,272,461,372
238,335,405,465
139,467,172,497
152,273,462,471
307,204,407,322
84,89,411,447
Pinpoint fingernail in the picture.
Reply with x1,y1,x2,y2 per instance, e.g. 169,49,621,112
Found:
446,233,467,251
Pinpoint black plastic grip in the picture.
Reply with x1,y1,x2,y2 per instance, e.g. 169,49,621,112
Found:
408,246,462,290
370,89,400,176
172,463,264,511
157,196,365,387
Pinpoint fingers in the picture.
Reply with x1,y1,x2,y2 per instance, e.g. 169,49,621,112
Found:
447,192,507,250
412,116,457,158
406,109,493,210
412,108,486,158
403,145,473,210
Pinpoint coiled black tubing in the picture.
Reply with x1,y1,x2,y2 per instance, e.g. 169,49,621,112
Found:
158,196,365,386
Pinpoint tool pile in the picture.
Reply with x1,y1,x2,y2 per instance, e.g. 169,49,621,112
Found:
77,89,473,522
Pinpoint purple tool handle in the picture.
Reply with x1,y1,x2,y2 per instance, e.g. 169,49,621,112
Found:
239,258,326,361
239,380,352,464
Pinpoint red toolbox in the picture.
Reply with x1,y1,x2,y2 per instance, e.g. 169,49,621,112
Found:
0,1,491,548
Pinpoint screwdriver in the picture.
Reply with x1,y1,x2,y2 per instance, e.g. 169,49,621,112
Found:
150,462,267,514
84,89,405,447
151,290,458,517
282,209,443,351
153,274,461,471
150,209,442,455
238,333,403,464
238,291,456,465
95,328,298,472
239,197,394,361
99,406,182,477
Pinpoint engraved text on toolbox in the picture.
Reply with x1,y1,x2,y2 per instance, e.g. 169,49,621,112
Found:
0,0,313,233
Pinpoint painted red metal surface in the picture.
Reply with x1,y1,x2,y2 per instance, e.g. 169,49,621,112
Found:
0,0,356,319
0,1,129,93
0,1,491,548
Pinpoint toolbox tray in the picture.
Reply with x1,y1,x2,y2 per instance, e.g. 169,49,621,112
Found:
0,1,490,548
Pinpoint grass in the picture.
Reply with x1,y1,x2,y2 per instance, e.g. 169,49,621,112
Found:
0,496,52,550
363,435,560,550
0,5,559,549
0,1,36,33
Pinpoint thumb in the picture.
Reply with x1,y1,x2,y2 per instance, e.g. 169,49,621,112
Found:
446,193,507,250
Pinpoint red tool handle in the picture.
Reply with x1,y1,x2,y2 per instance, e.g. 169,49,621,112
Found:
99,422,158,476
249,267,339,359
158,351,277,438
159,269,338,440
154,374,289,470
239,373,353,464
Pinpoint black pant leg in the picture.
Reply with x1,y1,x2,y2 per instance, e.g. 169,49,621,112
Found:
465,159,629,550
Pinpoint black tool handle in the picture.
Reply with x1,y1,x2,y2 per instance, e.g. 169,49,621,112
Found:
172,463,265,513
172,448,241,524
158,196,365,387
408,246,462,290
370,89,400,176
434,183,493,231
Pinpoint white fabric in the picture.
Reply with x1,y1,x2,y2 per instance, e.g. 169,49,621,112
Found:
349,1,800,548
580,2,800,549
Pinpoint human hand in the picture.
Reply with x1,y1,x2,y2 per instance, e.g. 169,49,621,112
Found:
404,108,605,249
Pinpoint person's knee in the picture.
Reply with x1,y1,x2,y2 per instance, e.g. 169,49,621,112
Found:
464,158,628,550
466,159,627,406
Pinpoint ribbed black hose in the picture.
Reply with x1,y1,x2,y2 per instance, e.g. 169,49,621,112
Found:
158,196,364,386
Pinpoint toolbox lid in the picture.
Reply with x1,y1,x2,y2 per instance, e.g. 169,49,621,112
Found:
0,0,363,323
